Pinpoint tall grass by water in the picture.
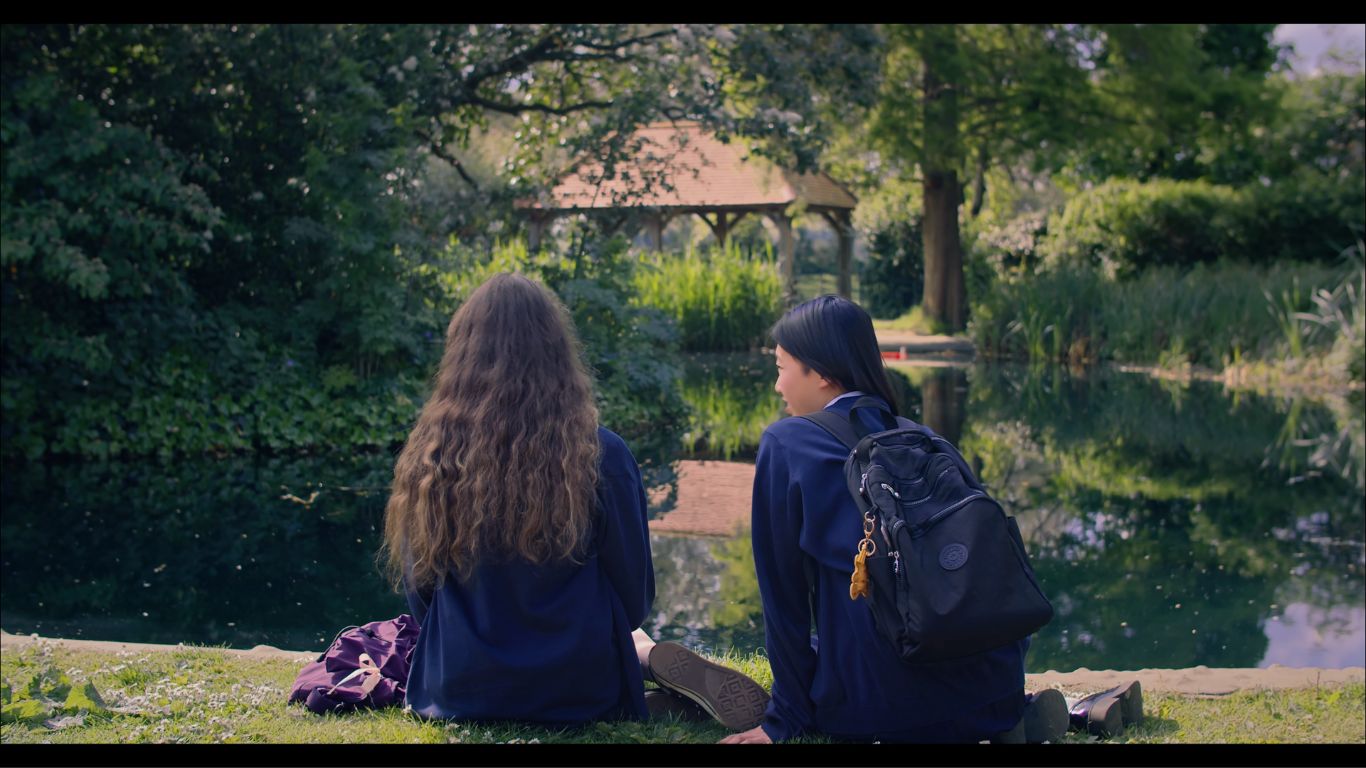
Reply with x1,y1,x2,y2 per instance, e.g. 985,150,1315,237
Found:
970,256,1364,388
631,244,783,352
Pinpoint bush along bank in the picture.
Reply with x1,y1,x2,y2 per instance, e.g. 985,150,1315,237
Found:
1,238,692,480
969,256,1365,393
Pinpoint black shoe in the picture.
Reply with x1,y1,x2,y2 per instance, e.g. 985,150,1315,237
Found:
647,641,769,732
1022,689,1069,743
644,688,709,722
992,688,1070,744
1068,680,1143,738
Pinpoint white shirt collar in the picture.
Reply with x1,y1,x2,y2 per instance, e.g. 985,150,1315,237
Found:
824,390,868,409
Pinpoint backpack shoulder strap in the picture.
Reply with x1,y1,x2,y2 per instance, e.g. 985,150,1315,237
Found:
799,410,862,451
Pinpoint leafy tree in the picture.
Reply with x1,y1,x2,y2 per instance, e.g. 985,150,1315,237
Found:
3,23,859,460
862,24,1286,331
867,24,1099,330
1068,24,1285,184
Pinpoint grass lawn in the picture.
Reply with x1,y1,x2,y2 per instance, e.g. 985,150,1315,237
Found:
871,305,951,336
3,640,1363,745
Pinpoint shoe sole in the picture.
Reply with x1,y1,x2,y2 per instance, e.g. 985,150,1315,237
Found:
648,641,769,732
644,689,708,722
1116,680,1143,728
1023,689,1069,743
1085,695,1123,737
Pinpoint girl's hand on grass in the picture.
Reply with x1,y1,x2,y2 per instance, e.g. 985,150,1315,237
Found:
719,725,772,744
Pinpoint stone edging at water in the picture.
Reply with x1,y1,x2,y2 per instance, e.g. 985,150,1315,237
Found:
4,630,1362,697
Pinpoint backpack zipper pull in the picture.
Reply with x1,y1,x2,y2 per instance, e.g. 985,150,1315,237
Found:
891,550,900,575
880,482,901,499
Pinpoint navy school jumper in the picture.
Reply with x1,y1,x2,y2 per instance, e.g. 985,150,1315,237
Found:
752,394,1028,743
402,426,654,725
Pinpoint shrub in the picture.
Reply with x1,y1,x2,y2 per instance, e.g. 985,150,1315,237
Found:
973,210,1050,278
1041,179,1252,278
630,244,783,352
859,218,924,319
1041,177,1364,279
1246,171,1366,266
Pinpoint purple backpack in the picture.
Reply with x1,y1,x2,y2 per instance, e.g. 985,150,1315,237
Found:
288,614,419,714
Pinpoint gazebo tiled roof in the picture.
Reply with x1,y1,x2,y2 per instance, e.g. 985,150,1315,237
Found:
517,121,856,212
516,121,860,305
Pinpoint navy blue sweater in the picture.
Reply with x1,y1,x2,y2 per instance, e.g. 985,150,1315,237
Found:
752,396,1027,743
402,427,654,725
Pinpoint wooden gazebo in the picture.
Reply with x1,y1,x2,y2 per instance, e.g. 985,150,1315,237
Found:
515,121,858,302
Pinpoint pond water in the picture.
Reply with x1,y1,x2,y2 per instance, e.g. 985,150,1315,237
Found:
3,357,1363,673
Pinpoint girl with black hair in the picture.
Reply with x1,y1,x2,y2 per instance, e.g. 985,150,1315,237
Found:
721,295,1064,744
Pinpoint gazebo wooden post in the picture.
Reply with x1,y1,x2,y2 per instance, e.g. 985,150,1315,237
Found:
768,210,797,305
698,210,732,247
527,214,546,253
646,211,665,252
823,210,855,300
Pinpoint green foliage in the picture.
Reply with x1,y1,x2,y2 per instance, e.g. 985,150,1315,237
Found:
970,259,1358,378
1040,176,1362,279
1244,170,1366,267
630,244,783,352
859,218,924,319
1075,25,1286,183
1,23,844,465
1263,71,1365,184
0,665,107,727
1041,179,1253,277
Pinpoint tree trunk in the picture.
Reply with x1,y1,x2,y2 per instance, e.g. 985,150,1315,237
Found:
920,26,967,332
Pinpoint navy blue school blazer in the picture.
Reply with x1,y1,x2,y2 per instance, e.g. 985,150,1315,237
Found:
402,426,654,725
752,394,1028,743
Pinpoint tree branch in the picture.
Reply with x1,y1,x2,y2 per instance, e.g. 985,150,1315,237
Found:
465,94,614,116
415,128,480,191
460,32,561,93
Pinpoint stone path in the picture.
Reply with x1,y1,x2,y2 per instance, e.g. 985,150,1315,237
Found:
875,328,975,359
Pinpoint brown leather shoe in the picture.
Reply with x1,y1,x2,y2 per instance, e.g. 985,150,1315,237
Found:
647,641,769,732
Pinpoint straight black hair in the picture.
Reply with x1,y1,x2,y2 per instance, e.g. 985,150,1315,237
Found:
770,294,900,416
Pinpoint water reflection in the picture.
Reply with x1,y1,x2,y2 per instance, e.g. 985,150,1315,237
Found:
1,358,1362,671
0,454,407,651
678,353,784,461
642,534,765,655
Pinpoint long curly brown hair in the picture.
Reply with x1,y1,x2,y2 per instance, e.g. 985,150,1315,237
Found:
382,273,601,592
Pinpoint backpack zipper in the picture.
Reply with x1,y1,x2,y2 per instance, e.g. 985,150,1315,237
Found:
907,492,987,538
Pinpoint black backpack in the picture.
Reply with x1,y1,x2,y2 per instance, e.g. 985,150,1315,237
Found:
801,396,1053,664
